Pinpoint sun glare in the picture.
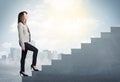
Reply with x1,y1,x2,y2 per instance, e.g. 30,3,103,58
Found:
26,0,99,53
42,0,95,39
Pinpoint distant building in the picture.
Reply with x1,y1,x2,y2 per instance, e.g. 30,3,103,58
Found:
1,55,6,61
8,48,21,62
51,50,61,60
43,50,52,59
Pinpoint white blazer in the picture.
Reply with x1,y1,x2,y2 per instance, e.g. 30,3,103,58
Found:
17,22,31,49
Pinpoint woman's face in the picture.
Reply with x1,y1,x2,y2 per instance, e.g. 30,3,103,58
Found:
23,13,28,22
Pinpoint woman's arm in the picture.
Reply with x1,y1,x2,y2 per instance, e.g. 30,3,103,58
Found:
18,23,25,50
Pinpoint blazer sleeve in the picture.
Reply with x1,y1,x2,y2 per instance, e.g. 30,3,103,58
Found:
18,23,25,49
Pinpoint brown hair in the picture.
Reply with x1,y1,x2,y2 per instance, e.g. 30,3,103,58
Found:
18,11,28,24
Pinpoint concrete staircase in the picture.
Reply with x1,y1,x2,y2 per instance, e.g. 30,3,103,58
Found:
22,27,120,82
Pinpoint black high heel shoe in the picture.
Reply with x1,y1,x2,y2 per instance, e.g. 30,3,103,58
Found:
20,72,28,76
31,65,39,71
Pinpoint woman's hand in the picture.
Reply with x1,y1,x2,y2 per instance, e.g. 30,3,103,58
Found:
22,48,25,51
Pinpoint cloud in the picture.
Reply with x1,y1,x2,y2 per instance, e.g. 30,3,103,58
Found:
10,21,17,33
1,42,12,48
10,0,101,53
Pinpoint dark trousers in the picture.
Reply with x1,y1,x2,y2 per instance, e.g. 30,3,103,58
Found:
20,42,38,72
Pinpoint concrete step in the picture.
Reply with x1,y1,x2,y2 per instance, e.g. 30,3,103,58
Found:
71,48,81,55
22,76,33,82
111,27,120,34
61,54,71,60
91,38,102,44
81,43,91,50
101,32,111,39
41,59,78,74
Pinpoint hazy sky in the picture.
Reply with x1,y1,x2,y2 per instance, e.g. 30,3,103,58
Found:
0,0,120,56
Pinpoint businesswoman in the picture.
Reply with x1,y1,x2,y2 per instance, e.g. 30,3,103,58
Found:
17,11,39,76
